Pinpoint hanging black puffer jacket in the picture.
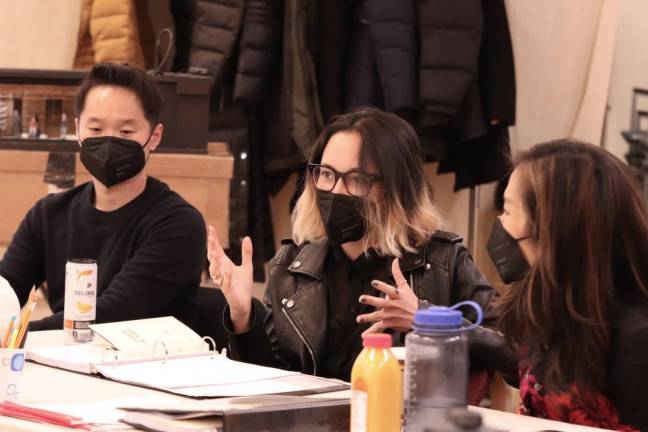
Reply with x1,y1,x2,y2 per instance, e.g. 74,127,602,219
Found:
346,0,418,120
418,0,486,145
233,0,280,105
176,0,280,279
344,0,488,160
436,0,517,190
188,0,244,87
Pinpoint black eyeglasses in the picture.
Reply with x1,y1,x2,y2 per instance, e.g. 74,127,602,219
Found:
307,163,382,197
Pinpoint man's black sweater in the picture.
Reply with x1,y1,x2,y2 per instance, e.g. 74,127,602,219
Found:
0,177,206,330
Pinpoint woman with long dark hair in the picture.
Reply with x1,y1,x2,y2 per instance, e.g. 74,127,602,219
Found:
207,108,495,381
487,139,648,430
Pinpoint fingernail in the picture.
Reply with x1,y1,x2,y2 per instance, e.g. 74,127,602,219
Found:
356,317,362,323
371,280,378,287
359,296,365,303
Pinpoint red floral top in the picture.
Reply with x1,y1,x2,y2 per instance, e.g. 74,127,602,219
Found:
518,368,639,431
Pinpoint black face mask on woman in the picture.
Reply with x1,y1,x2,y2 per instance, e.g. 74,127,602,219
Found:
80,135,151,187
317,190,366,244
486,218,530,284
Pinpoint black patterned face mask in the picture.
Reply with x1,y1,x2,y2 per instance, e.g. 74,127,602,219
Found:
80,135,150,187
487,218,530,284
317,190,366,244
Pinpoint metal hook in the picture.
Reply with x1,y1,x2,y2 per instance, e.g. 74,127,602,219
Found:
202,336,217,359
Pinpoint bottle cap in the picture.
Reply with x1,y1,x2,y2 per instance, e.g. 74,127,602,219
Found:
362,333,392,348
414,306,464,329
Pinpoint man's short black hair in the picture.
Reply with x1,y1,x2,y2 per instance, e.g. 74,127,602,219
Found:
75,62,164,128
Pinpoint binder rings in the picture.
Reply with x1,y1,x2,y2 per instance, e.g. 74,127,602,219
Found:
27,317,348,398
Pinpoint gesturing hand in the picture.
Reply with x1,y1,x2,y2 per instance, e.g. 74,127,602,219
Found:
207,226,253,333
356,258,419,336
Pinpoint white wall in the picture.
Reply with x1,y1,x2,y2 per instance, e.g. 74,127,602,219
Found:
0,0,81,69
604,0,648,161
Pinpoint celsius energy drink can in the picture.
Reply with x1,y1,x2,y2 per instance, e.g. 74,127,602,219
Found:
64,259,97,344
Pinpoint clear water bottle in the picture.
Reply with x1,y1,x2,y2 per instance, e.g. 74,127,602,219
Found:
404,301,483,432
60,113,68,138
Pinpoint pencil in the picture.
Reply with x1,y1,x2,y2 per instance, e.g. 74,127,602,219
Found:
15,288,38,349
8,323,19,349
1,316,16,348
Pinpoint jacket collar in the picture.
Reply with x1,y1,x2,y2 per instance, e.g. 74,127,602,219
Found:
286,238,329,279
286,238,428,278
399,246,428,273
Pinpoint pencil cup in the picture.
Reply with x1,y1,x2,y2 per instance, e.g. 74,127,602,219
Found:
0,348,26,402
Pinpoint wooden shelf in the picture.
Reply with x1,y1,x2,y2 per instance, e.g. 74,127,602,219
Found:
0,68,213,153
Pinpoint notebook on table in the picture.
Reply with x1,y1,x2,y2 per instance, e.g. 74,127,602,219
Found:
27,317,348,398
27,317,206,374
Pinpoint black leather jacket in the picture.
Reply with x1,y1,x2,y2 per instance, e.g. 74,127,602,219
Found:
225,231,517,380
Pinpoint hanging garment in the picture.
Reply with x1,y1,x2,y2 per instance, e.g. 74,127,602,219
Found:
180,0,280,278
262,0,323,190
73,0,155,69
437,0,517,190
311,0,354,122
417,0,486,161
233,0,281,105
345,0,418,122
186,0,244,87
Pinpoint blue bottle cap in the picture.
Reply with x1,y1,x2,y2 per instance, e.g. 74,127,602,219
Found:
413,306,464,331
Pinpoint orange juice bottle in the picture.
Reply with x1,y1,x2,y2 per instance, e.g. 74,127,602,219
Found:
350,333,402,432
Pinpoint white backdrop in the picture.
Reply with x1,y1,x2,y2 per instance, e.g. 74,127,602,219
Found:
506,0,619,151
0,0,82,69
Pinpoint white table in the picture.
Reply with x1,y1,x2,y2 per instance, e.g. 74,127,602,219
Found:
0,331,612,431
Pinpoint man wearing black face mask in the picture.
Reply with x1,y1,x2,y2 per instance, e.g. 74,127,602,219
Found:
0,63,206,330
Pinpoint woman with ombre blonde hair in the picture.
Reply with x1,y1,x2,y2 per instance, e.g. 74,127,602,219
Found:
207,108,496,381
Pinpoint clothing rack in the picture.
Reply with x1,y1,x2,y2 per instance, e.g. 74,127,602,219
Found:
622,88,648,203
467,186,480,256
